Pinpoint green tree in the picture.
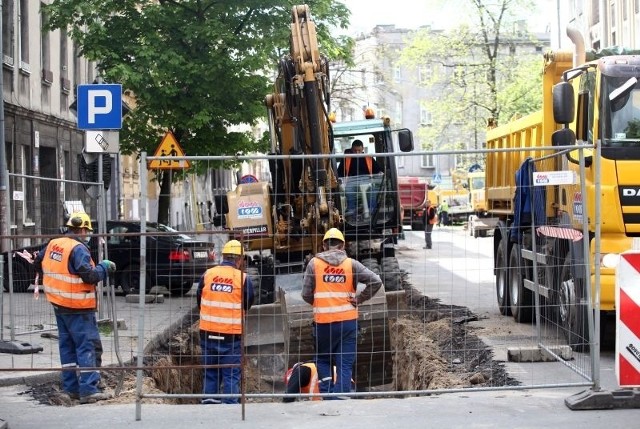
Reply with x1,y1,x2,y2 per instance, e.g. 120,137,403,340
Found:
400,0,544,169
43,0,352,224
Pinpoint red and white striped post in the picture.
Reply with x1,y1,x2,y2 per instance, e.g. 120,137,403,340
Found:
615,241,640,387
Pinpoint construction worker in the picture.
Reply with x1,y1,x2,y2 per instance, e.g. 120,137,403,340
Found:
422,199,437,249
283,361,321,402
301,228,382,398
196,239,254,404
34,212,117,404
338,140,383,217
439,199,450,226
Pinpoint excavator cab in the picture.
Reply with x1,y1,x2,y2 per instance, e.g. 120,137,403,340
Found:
332,117,413,253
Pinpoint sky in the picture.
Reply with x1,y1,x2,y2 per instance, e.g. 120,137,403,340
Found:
341,0,554,36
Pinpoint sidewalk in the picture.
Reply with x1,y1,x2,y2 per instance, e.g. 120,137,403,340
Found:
0,384,634,429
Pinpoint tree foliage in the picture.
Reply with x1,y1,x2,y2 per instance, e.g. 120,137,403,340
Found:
400,0,544,166
44,0,353,159
43,0,353,223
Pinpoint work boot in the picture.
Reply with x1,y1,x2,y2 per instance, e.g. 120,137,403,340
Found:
80,391,112,404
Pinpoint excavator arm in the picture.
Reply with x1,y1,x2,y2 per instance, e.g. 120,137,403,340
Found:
265,4,339,254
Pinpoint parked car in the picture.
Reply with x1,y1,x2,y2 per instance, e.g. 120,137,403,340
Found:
89,220,217,296
2,221,216,297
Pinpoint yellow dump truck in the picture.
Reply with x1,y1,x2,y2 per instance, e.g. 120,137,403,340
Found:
467,170,499,238
485,29,637,351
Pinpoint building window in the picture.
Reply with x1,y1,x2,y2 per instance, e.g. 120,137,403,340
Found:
395,100,402,124
421,153,434,168
418,65,432,83
40,3,51,84
21,145,34,226
610,1,616,26
420,107,432,126
3,0,14,65
394,64,401,83
60,28,71,93
18,0,29,72
73,42,81,89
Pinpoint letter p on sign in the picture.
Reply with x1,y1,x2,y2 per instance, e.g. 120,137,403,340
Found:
77,84,123,130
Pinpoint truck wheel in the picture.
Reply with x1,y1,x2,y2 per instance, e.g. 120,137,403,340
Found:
170,282,194,297
559,254,589,352
508,245,532,323
495,237,511,316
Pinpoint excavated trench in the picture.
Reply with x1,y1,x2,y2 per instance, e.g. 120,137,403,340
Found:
27,272,518,406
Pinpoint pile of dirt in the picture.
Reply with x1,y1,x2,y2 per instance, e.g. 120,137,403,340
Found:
23,276,516,406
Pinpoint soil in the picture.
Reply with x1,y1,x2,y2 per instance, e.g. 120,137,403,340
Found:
21,273,517,406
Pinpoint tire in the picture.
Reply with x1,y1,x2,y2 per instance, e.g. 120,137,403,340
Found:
495,237,511,316
246,266,266,305
119,265,152,295
558,254,590,352
380,257,402,291
508,244,533,323
170,282,194,297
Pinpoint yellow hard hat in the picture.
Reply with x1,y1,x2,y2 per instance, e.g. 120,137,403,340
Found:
222,239,243,256
323,228,344,243
66,212,93,231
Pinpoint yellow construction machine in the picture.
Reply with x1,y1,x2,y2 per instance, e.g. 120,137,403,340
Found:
218,5,414,389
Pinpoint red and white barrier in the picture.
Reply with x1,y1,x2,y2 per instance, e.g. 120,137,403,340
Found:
615,251,640,387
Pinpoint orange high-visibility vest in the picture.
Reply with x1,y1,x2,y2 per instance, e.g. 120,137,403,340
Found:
428,206,438,225
42,237,97,310
344,157,373,176
313,258,357,323
290,363,321,400
199,265,246,334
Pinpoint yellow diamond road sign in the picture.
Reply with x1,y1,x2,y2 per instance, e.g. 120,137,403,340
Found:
148,131,191,170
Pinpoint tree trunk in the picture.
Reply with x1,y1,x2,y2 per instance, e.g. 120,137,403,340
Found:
157,170,172,225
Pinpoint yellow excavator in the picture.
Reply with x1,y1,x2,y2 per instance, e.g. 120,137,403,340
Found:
216,5,414,389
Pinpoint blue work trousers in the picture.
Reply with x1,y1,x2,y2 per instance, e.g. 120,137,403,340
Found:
54,311,102,397
200,332,242,404
314,319,357,397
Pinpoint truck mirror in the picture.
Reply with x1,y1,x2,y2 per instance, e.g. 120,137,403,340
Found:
398,129,414,152
553,82,575,125
551,128,576,146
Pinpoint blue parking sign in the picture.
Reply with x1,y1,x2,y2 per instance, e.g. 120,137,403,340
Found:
77,84,123,130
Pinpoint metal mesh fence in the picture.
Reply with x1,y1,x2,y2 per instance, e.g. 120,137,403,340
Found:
0,147,602,416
